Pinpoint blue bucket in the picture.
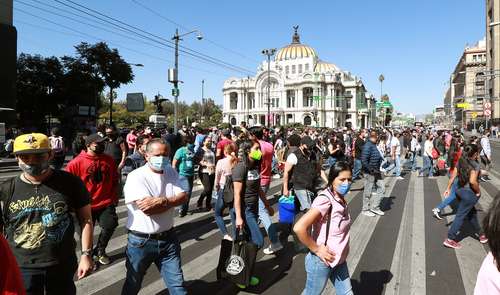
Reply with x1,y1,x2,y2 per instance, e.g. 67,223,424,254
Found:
279,202,295,224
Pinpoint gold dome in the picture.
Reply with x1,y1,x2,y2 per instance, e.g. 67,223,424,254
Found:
275,25,317,61
314,61,339,73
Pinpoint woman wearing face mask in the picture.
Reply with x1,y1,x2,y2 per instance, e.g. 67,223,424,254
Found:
231,139,274,288
293,161,353,295
443,144,488,249
196,136,216,211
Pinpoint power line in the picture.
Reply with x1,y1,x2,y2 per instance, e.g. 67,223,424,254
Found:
52,0,255,75
11,0,253,75
130,0,260,64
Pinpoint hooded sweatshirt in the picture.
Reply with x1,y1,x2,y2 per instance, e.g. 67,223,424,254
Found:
66,150,118,210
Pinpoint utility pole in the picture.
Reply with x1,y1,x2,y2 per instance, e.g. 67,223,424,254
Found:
262,48,276,127
169,29,202,133
201,79,204,122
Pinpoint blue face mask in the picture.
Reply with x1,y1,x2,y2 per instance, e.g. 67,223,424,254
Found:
335,182,351,196
149,156,170,171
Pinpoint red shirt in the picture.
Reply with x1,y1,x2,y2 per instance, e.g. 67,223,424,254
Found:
259,140,274,186
66,151,119,210
126,133,137,150
0,235,26,295
216,138,233,159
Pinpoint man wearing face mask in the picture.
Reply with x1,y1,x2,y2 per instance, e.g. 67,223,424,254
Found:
361,130,385,217
0,133,93,294
66,134,119,265
122,138,187,295
283,136,322,211
122,136,151,179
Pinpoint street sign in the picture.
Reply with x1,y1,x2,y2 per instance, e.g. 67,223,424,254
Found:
456,103,472,109
172,88,179,97
126,93,145,112
472,112,478,119
484,102,492,109
484,109,492,117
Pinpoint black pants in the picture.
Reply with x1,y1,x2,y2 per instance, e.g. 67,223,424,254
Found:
92,205,118,254
21,256,77,295
198,172,215,208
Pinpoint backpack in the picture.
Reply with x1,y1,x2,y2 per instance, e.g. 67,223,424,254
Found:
0,177,16,230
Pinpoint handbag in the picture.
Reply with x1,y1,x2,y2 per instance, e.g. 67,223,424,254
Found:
221,230,258,286
431,148,440,160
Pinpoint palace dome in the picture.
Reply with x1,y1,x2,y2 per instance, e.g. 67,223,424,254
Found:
314,61,339,73
275,26,318,61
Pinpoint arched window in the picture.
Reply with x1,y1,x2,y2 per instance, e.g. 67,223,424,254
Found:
304,116,312,126
230,92,238,110
230,117,237,125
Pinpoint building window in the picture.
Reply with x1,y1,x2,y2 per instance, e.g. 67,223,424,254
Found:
292,65,296,74
230,117,237,125
272,97,279,108
473,55,477,62
287,114,293,123
304,116,312,126
287,90,295,108
298,64,303,73
247,92,255,109
346,97,351,109
230,92,238,110
305,64,309,72
260,115,265,125
346,114,351,120
303,87,313,107
285,66,289,75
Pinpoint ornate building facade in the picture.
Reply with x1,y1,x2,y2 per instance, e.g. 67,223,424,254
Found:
222,27,373,129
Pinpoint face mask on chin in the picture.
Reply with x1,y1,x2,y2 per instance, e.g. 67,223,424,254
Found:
19,161,50,177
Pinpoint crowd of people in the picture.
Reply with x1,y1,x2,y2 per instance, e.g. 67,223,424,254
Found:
0,121,499,295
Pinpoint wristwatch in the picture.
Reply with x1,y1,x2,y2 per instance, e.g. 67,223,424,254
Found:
81,249,93,256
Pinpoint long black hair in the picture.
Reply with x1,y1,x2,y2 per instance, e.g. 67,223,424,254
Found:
483,194,500,271
327,161,352,187
237,139,260,170
457,144,479,188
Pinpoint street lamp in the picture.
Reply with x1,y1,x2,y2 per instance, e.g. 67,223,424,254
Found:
490,21,500,27
378,74,385,99
170,29,203,133
108,62,143,126
262,48,276,127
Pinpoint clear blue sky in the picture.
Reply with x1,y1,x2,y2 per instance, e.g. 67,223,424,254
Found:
13,0,486,115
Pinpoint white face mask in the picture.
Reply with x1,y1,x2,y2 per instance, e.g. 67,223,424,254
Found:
148,156,170,171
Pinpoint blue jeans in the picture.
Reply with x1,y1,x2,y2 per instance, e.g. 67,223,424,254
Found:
302,252,353,295
122,231,186,295
230,206,264,248
21,257,77,295
447,188,481,241
258,185,279,245
178,175,194,215
410,152,418,171
420,156,433,177
214,190,230,236
295,189,314,211
352,158,362,179
437,178,458,211
386,155,401,176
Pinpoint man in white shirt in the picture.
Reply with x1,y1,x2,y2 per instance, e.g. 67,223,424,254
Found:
121,138,187,295
480,131,492,180
385,131,404,179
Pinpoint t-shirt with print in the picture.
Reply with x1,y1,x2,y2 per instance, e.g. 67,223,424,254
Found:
232,162,260,213
311,188,351,268
174,146,195,177
124,165,184,234
0,170,90,268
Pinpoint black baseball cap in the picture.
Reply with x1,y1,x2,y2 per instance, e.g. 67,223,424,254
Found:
85,134,105,146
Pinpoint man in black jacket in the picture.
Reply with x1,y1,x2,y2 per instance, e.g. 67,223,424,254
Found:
361,130,385,217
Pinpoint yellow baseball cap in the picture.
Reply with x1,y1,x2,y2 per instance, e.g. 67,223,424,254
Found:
13,133,51,155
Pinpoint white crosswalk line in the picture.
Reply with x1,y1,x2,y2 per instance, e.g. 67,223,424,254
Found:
435,176,487,295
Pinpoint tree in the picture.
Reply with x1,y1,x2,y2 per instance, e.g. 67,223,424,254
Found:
73,42,134,126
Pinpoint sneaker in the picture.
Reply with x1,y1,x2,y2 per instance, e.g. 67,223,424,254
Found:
272,174,281,179
223,234,233,241
236,277,260,289
362,210,376,217
443,239,462,249
396,176,404,180
371,208,385,216
479,234,488,244
432,208,443,220
97,253,111,265
263,242,283,255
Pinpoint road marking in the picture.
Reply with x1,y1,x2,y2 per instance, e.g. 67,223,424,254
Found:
435,177,486,295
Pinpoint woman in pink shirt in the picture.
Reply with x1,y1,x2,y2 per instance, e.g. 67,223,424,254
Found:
294,161,353,295
474,195,500,294
214,143,237,241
